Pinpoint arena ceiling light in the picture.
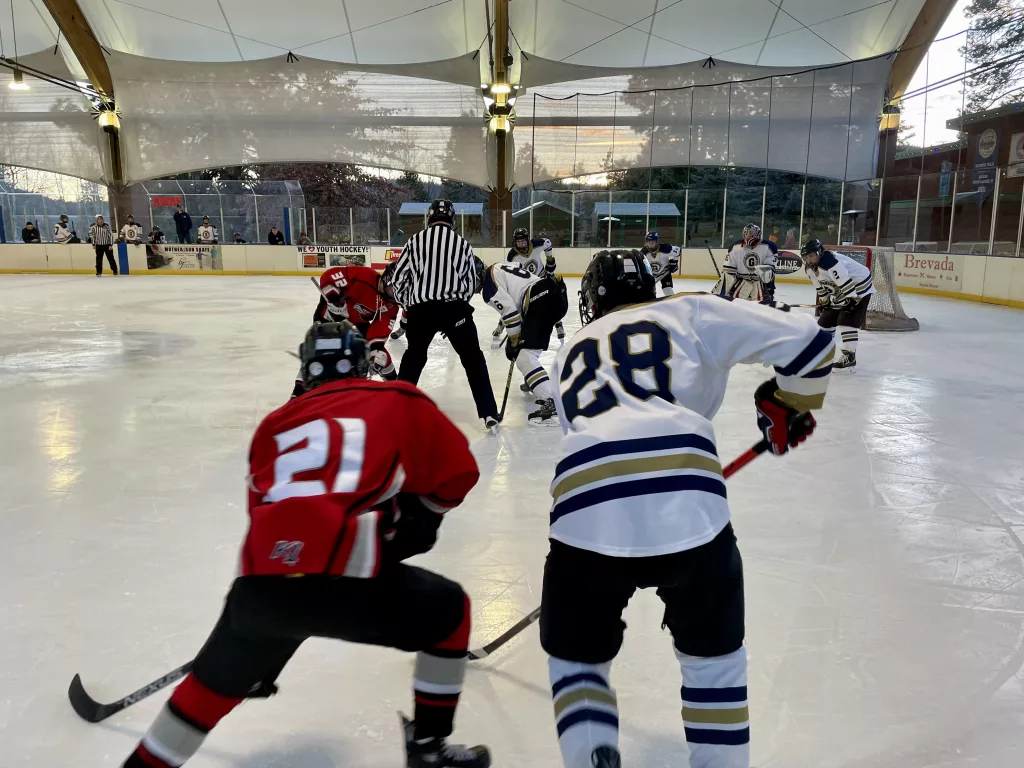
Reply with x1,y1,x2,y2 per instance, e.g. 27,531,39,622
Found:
8,68,29,90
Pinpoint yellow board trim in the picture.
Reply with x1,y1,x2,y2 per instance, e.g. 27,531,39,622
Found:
553,452,722,500
681,706,750,725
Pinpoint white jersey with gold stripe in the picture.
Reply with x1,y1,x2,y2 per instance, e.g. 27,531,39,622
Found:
806,250,876,304
549,294,833,558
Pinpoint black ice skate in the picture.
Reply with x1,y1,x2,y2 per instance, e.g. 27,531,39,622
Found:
591,745,622,768
390,327,406,340
520,382,532,394
833,350,856,369
528,398,558,424
556,321,566,342
401,714,491,768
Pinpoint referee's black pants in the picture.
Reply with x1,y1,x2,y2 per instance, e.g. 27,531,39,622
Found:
399,300,497,419
94,244,117,275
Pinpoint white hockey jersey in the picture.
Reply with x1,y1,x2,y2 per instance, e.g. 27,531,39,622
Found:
549,295,834,558
508,237,555,277
481,262,543,339
806,250,875,305
196,224,218,244
723,241,777,283
120,223,144,244
53,222,75,244
641,243,680,279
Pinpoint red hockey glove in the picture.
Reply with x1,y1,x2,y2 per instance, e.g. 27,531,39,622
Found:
754,378,816,456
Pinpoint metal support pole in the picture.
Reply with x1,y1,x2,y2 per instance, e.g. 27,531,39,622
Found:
502,209,507,248
947,171,958,253
1015,183,1024,258
349,207,354,245
875,178,883,248
987,171,1001,255
683,188,689,248
720,188,728,248
911,174,922,251
218,190,226,245
530,188,535,234
607,188,612,248
797,183,806,246
312,206,318,243
645,188,651,237
386,208,391,245
461,211,466,238
836,181,845,245
570,191,575,247
760,185,766,233
253,190,260,242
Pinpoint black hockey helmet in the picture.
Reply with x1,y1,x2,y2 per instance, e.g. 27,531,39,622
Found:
800,238,824,256
298,321,369,390
580,249,655,323
427,199,456,227
512,227,529,253
472,254,486,293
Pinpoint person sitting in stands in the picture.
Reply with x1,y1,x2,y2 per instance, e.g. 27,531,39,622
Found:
22,221,41,244
268,226,286,245
233,233,247,244
149,226,167,244
297,232,313,245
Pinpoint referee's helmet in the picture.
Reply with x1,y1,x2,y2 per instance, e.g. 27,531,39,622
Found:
428,199,456,228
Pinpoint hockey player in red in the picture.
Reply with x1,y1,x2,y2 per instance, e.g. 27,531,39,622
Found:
314,264,400,380
123,321,491,768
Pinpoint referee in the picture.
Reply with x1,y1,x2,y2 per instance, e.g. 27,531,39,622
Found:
389,199,499,429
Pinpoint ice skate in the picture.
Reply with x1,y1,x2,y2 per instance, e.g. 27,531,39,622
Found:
528,398,558,424
591,746,621,768
833,350,856,369
520,382,532,394
402,714,491,768
390,327,406,340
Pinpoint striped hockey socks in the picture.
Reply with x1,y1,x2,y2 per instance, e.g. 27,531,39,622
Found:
412,591,471,739
838,325,858,354
549,658,619,768
676,646,750,768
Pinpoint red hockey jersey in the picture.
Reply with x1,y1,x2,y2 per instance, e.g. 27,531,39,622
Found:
314,265,399,343
242,379,479,577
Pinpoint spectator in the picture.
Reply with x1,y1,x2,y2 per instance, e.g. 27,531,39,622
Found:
267,226,285,245
783,228,798,248
232,232,247,244
826,223,837,243
120,214,144,245
53,214,80,244
89,215,117,276
173,204,193,244
768,226,780,244
297,231,313,245
21,221,41,244
148,226,166,244
196,216,218,244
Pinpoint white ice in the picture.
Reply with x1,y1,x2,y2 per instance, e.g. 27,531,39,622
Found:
2,274,1024,768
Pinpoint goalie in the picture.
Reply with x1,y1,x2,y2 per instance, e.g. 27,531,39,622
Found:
714,223,777,302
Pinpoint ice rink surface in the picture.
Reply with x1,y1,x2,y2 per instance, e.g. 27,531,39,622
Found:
2,273,1024,768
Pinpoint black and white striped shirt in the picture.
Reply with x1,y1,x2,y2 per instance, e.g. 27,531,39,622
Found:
391,224,477,307
89,223,113,246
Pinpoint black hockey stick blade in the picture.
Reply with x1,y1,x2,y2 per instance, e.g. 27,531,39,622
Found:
68,661,193,723
468,606,541,661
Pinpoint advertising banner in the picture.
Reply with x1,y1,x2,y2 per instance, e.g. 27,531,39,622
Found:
971,128,999,197
299,245,369,268
146,243,222,271
895,252,964,293
1007,132,1024,178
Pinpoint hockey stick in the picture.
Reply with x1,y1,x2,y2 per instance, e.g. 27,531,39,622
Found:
497,355,517,422
68,661,193,723
463,438,777,662
707,246,722,278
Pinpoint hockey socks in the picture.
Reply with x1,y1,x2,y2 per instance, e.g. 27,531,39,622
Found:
838,325,858,354
123,674,242,767
549,658,620,768
412,592,471,740
676,646,750,768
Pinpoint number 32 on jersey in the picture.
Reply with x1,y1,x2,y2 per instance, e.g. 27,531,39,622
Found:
560,321,675,422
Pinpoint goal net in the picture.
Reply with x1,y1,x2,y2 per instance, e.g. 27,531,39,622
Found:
829,246,920,332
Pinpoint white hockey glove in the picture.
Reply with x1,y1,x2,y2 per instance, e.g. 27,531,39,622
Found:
369,348,389,374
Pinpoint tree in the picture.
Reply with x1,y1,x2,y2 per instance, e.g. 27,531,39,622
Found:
396,171,430,202
962,1,1024,113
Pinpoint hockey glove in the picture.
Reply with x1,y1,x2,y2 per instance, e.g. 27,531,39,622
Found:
380,493,443,563
754,378,816,456
505,336,521,362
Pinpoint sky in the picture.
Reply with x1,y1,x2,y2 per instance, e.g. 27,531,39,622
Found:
902,0,972,148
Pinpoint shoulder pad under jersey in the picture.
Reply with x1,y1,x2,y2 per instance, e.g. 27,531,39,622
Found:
764,240,778,254
658,243,675,255
819,251,838,269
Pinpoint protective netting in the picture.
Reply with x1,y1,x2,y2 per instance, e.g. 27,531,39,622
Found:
520,55,893,186
834,246,920,332
0,50,107,182
106,51,489,185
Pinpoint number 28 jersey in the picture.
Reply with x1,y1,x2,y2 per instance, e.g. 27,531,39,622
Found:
242,379,479,577
549,295,834,558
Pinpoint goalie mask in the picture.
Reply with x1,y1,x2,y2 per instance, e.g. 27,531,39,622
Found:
742,223,761,247
298,321,369,389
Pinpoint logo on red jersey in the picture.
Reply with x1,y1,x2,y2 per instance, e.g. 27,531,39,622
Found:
270,540,304,566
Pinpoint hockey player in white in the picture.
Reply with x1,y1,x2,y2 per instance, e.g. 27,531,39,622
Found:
119,214,144,245
491,228,566,344
543,249,833,768
800,239,875,369
639,231,680,296
714,223,777,302
478,260,568,423
196,216,219,245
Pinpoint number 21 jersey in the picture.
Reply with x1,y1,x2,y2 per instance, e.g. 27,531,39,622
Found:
549,295,833,558
242,379,479,577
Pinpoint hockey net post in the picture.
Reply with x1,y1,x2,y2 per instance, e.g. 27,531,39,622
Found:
828,246,920,332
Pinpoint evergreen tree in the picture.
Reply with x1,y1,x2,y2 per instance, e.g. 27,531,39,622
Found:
962,1,1024,112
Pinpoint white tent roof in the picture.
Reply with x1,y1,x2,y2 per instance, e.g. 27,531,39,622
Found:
3,0,927,68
